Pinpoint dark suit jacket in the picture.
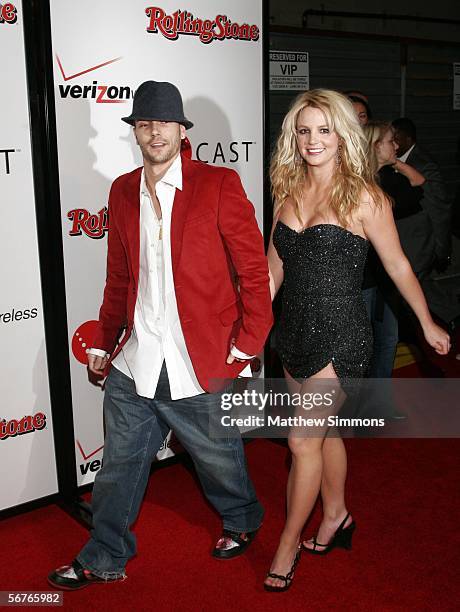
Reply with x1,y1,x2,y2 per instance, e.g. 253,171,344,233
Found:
92,154,273,390
381,165,434,276
406,145,451,259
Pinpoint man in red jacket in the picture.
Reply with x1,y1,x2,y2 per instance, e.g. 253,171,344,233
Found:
49,81,272,590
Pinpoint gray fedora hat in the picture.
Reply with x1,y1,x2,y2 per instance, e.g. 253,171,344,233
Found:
122,80,193,129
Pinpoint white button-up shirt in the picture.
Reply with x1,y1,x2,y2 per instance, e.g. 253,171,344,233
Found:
111,154,207,399
398,144,415,163
92,154,252,399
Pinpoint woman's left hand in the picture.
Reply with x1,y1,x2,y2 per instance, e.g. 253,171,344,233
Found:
423,322,451,355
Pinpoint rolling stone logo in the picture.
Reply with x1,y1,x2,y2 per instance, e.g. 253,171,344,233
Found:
68,206,108,239
0,3,17,24
0,413,47,441
146,7,259,44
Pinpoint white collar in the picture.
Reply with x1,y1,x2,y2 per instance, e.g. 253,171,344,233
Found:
398,144,415,163
140,153,183,196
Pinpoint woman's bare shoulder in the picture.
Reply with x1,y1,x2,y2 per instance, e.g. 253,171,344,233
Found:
357,186,391,221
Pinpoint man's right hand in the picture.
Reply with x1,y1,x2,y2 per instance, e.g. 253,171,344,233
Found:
87,353,108,376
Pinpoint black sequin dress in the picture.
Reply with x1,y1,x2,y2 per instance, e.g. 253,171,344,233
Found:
273,222,373,383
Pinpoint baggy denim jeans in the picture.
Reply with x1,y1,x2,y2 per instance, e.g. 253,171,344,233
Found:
77,363,264,578
362,286,399,378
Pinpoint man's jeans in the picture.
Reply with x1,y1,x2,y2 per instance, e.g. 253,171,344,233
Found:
361,287,399,418
77,363,264,578
363,286,399,378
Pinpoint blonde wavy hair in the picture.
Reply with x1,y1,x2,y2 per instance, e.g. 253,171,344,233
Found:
270,89,384,227
362,120,393,175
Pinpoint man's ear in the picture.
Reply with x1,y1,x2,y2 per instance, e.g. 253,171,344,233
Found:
133,126,139,145
180,124,186,140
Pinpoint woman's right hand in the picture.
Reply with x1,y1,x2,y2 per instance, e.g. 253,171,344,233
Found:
393,159,425,187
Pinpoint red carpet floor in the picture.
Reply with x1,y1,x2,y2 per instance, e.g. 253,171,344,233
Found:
0,437,459,611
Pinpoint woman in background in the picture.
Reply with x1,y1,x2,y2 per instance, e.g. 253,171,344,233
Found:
265,90,449,592
365,120,426,216
348,94,372,126
360,121,426,410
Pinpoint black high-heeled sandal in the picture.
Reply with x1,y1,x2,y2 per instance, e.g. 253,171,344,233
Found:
302,513,356,555
264,546,301,593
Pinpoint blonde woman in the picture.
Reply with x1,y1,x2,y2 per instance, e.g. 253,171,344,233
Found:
265,89,449,592
361,121,426,406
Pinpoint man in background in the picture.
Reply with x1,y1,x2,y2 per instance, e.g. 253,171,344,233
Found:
393,117,459,328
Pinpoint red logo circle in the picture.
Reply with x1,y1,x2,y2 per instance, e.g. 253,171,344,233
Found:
72,320,99,364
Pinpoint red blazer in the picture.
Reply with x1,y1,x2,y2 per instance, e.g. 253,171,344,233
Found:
92,154,273,391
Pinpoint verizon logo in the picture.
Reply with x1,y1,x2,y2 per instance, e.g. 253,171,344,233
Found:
55,55,131,103
58,81,133,103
